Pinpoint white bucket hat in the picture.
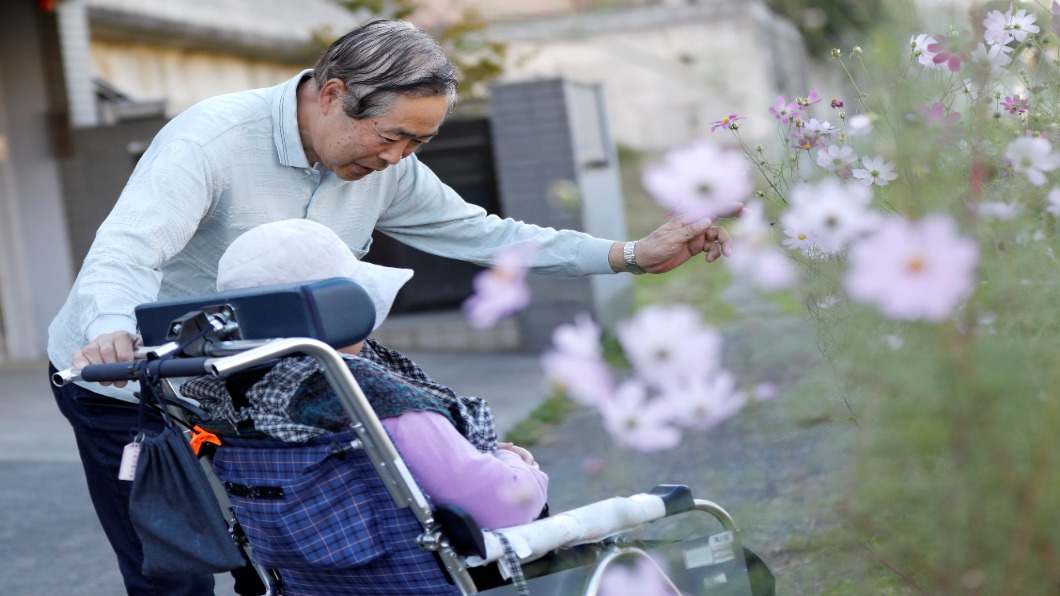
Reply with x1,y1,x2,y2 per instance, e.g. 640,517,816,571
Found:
216,219,413,331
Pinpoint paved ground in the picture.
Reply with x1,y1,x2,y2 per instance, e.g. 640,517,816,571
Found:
0,311,857,595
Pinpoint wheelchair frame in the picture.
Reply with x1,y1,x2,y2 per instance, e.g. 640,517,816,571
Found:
53,280,752,595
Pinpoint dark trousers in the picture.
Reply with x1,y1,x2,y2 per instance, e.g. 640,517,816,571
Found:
49,363,216,596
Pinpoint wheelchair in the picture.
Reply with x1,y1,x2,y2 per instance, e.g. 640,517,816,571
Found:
54,278,770,595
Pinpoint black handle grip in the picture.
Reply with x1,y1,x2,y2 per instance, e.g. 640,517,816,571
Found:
78,358,212,382
144,358,211,378
79,362,141,383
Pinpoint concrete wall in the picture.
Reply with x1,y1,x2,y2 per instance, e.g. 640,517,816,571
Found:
488,1,813,152
0,3,76,361
490,79,632,351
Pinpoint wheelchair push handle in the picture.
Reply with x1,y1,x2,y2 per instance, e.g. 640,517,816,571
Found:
52,357,214,387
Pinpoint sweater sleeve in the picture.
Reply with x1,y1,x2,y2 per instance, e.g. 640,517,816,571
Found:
382,411,548,529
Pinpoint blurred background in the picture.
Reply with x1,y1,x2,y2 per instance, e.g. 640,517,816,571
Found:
0,0,978,365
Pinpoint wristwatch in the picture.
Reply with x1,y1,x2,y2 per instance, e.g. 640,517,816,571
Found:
623,241,646,275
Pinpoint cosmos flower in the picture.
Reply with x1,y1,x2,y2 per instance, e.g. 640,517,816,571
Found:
540,313,614,406
1000,94,1029,115
781,227,817,252
968,42,1013,79
462,242,538,328
769,96,799,124
852,155,899,186
598,380,683,452
724,201,800,290
1047,187,1060,216
782,179,879,253
1006,137,1059,186
615,304,722,390
927,30,973,72
596,555,677,596
910,34,942,68
847,114,874,136
844,215,979,322
816,145,858,172
656,370,745,432
796,90,821,109
710,113,743,132
641,140,752,220
976,201,1024,220
983,5,1040,45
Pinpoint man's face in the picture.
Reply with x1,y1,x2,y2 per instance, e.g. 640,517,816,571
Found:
311,82,449,181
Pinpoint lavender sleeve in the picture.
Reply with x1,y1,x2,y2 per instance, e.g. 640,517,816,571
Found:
381,411,549,529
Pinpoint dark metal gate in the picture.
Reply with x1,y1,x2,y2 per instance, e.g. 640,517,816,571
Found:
363,116,500,314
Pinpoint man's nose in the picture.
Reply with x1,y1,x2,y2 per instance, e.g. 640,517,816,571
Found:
379,142,407,165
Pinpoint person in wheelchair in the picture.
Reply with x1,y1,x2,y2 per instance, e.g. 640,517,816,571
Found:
180,219,549,531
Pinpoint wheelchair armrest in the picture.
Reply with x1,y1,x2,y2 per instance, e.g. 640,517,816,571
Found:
434,504,487,559
464,485,735,569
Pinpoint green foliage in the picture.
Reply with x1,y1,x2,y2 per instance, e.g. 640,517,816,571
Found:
322,1,507,101
703,1,1060,590
757,5,1060,591
502,393,575,447
764,0,897,57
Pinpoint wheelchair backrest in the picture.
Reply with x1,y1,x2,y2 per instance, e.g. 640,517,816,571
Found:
135,277,375,349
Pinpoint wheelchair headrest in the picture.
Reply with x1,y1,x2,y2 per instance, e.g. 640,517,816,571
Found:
135,278,376,349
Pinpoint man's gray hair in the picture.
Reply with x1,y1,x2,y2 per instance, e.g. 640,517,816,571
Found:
313,19,459,119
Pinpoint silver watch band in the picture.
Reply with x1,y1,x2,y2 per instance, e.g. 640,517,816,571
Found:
623,241,646,275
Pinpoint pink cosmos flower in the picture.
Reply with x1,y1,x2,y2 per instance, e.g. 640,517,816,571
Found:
540,313,614,406
462,242,538,328
710,113,743,132
657,370,745,431
830,98,844,109
816,145,857,172
781,179,879,253
1006,137,1059,186
724,202,799,290
753,382,780,401
598,380,683,452
976,201,1023,220
769,96,798,124
796,90,821,110
927,30,973,72
791,132,820,152
844,215,979,322
597,555,678,596
847,114,873,136
918,102,962,141
984,6,1040,45
1047,187,1060,216
641,140,752,220
615,304,722,390
1000,94,1029,115
921,102,961,124
852,155,898,186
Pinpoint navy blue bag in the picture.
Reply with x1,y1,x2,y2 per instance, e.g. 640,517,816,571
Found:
128,380,246,576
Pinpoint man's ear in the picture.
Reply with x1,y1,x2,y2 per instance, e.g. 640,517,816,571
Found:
318,79,347,114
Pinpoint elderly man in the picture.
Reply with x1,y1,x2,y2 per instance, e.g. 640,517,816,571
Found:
48,19,736,595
